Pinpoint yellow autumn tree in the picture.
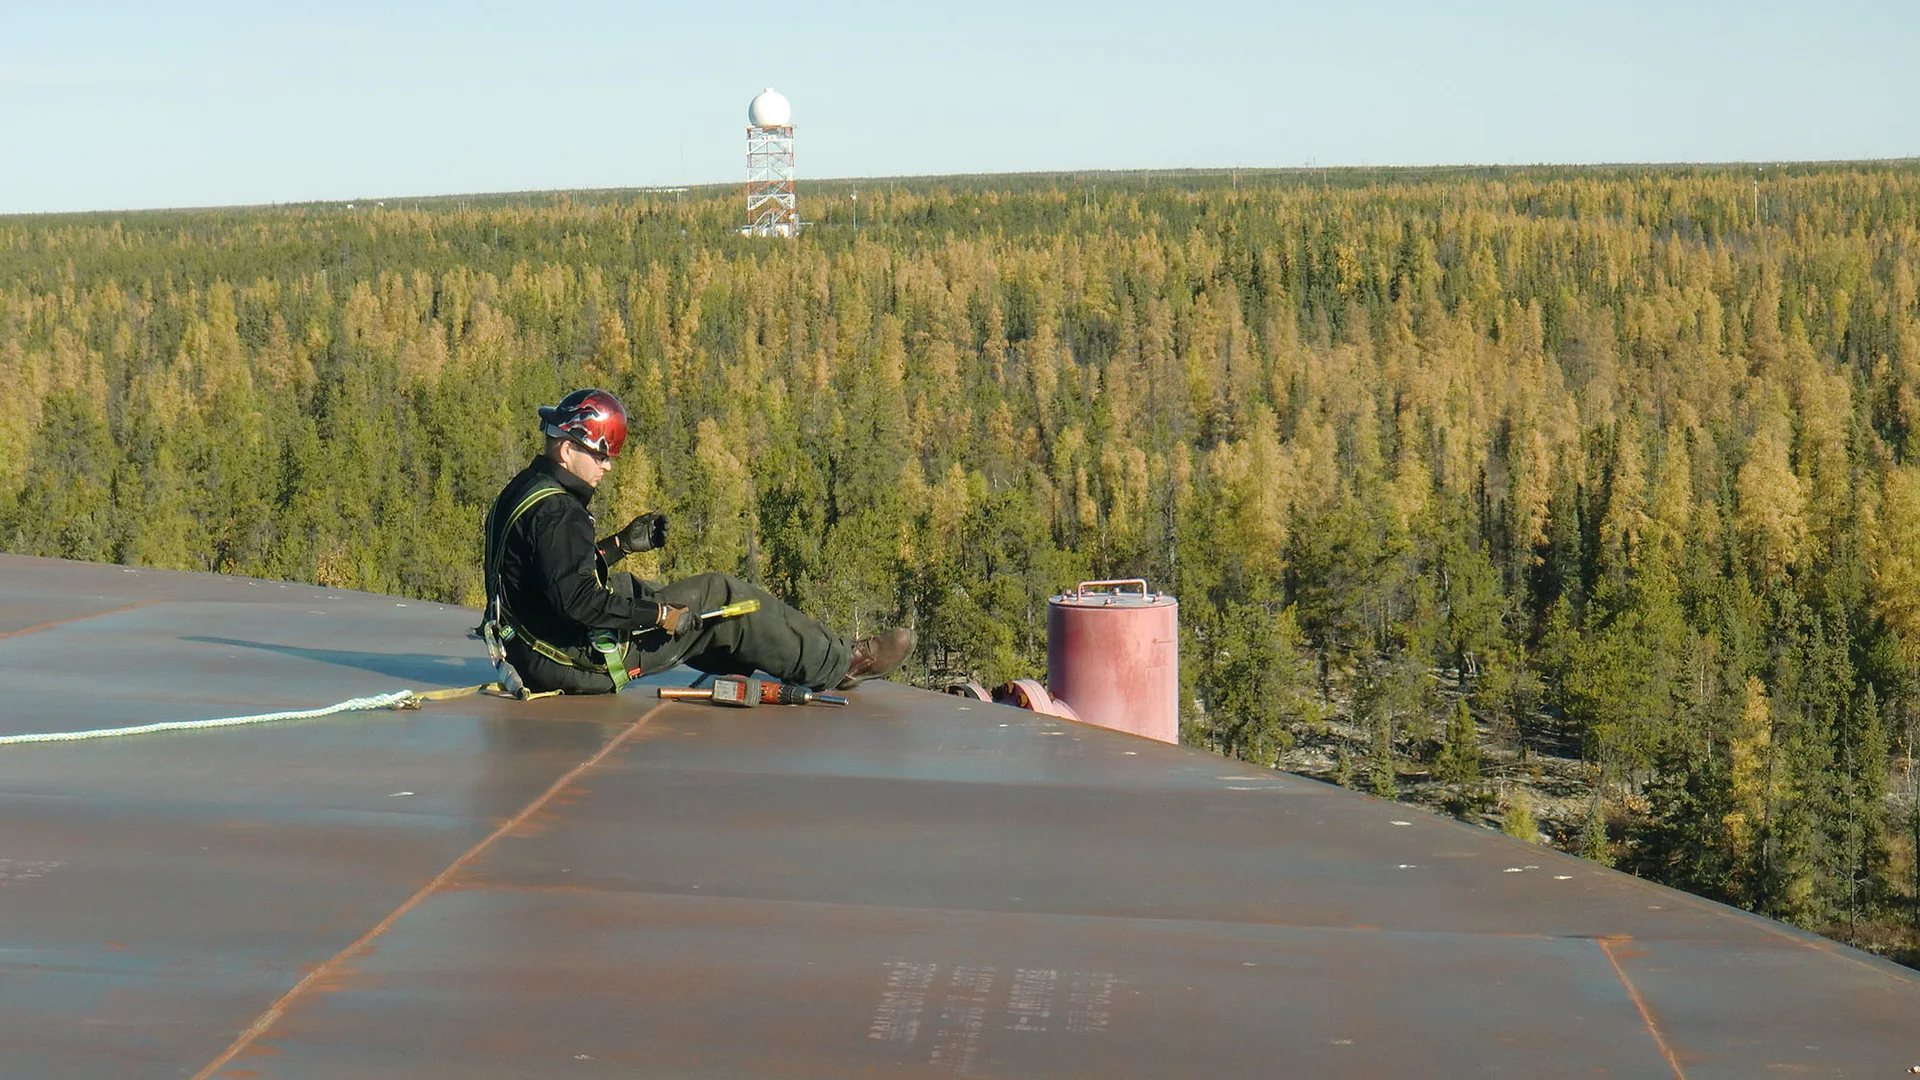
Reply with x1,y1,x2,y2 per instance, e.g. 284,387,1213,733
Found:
1872,464,1920,666
1722,676,1774,862
1734,405,1806,585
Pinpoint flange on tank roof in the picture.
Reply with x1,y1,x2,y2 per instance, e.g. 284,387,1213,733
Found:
748,88,791,129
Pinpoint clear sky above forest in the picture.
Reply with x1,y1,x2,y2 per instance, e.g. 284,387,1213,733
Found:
1,0,1913,214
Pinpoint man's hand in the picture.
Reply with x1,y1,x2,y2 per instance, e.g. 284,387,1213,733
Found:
656,604,703,636
616,512,669,554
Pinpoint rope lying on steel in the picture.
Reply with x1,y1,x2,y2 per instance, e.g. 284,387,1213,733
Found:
0,682,526,746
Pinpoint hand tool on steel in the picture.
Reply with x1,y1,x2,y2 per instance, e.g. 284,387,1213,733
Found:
657,673,848,707
698,598,761,621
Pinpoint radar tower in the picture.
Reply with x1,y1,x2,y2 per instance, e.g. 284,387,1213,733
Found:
744,88,798,237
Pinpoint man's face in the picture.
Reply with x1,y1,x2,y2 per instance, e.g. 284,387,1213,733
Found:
557,439,612,488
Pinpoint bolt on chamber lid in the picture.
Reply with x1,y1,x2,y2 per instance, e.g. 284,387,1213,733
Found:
1048,579,1178,608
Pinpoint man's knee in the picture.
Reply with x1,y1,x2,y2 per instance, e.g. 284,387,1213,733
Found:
659,572,742,610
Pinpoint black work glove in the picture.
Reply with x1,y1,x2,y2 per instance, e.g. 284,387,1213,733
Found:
655,603,703,637
616,512,669,554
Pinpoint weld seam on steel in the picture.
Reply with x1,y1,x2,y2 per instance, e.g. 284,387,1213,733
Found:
1651,878,1920,984
0,598,159,641
1597,936,1686,1080
0,690,417,745
189,699,669,1080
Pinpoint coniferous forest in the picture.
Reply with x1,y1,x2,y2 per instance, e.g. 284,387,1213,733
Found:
4,164,1920,963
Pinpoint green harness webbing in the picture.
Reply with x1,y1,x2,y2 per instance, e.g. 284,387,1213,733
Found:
484,482,630,692
593,635,630,692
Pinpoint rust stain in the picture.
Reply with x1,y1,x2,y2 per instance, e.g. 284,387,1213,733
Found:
451,880,606,896
302,962,368,998
187,701,670,1080
505,815,557,838
0,599,158,641
1597,935,1687,1080
1607,938,1652,962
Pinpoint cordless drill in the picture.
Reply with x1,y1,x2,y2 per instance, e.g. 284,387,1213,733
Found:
657,674,848,707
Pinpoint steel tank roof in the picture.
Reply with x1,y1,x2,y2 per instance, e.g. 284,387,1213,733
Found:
1048,578,1177,609
1,552,1917,1078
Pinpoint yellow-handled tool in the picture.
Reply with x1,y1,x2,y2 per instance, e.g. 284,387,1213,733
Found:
698,599,761,621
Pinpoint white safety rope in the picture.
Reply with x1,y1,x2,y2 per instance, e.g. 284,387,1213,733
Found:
0,690,420,746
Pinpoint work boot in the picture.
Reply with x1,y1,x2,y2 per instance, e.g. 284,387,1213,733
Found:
839,628,914,690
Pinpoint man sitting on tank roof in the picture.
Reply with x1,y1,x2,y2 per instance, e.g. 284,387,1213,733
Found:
481,388,912,696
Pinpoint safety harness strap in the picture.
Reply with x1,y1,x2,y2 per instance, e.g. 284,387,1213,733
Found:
483,480,629,687
484,483,569,606
594,634,631,691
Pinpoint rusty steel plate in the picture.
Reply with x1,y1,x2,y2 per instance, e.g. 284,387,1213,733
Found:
2,553,1917,1078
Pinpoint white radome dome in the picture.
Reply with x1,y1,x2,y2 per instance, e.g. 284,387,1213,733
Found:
748,88,792,128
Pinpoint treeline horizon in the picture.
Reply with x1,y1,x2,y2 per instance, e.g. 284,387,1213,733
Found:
18,157,1917,219
4,161,1920,964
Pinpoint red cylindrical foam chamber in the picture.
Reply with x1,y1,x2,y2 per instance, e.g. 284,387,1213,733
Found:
1046,580,1179,743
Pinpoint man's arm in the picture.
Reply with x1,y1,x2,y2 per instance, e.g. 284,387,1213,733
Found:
596,512,668,565
532,502,663,632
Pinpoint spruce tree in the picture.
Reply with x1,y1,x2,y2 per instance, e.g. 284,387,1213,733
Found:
1580,787,1613,866
1437,698,1480,785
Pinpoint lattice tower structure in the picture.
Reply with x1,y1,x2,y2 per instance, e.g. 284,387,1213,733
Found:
745,124,798,237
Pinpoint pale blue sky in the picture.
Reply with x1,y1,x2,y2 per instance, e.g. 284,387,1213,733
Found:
0,0,1912,214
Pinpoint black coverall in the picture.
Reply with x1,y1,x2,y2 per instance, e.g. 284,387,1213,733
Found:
486,455,853,694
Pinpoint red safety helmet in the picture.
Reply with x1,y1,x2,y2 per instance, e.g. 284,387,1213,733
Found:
538,388,628,459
